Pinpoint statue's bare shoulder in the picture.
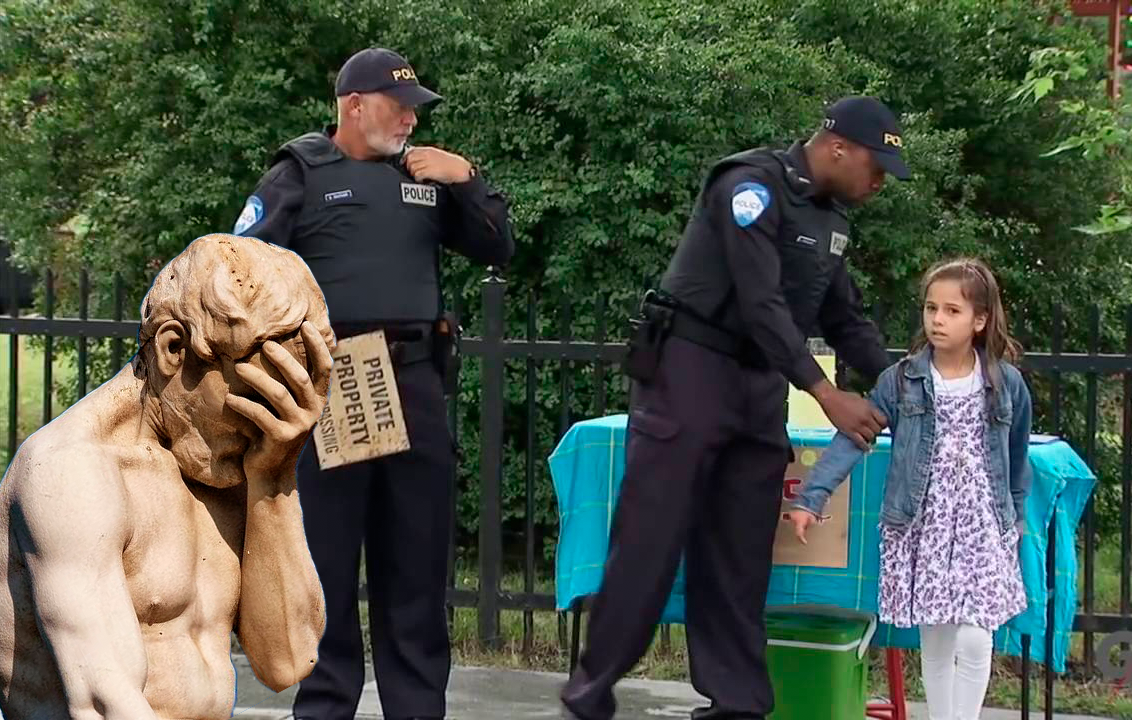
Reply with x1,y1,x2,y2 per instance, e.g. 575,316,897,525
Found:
2,409,156,717
6,419,132,555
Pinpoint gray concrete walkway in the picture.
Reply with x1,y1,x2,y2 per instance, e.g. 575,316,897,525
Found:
229,656,1117,720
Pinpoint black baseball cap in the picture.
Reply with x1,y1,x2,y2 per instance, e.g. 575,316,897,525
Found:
822,96,910,180
334,48,442,107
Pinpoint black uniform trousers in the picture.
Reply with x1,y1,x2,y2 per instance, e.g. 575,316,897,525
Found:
292,357,454,720
560,336,790,720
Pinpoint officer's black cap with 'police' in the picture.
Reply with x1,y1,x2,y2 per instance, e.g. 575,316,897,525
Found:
334,47,443,107
822,96,910,180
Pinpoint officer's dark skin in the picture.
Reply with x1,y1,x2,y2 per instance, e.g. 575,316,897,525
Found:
806,128,888,207
800,129,889,449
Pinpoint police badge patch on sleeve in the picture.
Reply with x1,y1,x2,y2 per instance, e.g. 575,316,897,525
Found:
732,182,771,228
233,195,264,235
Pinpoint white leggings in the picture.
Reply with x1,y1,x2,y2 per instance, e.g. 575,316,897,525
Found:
919,624,994,720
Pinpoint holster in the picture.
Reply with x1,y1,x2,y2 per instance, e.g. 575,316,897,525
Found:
621,299,674,384
625,289,772,375
432,311,461,396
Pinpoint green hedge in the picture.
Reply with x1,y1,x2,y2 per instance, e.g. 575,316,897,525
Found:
1,0,1129,557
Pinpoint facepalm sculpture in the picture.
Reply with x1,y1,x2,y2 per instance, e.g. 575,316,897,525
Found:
0,234,334,719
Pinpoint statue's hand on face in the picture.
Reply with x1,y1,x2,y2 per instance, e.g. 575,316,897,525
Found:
224,321,334,485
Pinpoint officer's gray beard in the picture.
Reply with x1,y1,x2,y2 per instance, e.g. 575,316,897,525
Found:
366,132,404,159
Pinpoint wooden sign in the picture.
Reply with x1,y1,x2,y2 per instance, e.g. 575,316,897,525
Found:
313,330,410,469
772,446,850,569
1069,0,1117,16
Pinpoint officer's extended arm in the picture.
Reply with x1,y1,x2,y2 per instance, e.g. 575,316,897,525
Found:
817,261,891,384
233,158,305,248
443,175,515,266
717,172,826,391
791,366,900,518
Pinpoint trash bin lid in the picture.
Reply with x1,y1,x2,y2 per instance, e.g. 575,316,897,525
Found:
765,611,872,651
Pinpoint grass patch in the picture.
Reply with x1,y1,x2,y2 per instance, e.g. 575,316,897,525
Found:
1082,541,1126,615
0,334,75,469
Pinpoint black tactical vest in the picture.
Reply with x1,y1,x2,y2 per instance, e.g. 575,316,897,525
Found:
703,147,851,337
274,132,445,325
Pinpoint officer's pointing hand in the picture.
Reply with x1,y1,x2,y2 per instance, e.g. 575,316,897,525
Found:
404,146,473,184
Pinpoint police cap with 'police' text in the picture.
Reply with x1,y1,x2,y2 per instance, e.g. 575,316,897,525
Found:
822,96,910,180
334,48,442,107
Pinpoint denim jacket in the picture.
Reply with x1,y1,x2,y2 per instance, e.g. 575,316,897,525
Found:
793,345,1033,534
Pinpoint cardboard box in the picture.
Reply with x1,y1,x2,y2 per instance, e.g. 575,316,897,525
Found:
312,330,411,469
774,343,850,568
772,446,851,569
786,341,837,428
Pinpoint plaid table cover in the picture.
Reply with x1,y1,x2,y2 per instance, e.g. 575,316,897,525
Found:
549,414,1096,673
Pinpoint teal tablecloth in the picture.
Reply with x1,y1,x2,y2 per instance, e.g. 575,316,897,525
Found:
548,414,1096,673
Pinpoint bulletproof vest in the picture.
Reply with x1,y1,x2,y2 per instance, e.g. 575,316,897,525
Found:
705,147,851,337
274,132,445,325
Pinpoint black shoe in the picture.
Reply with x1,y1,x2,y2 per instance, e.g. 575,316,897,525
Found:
560,704,585,720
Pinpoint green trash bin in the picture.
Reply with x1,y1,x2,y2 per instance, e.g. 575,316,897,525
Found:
764,608,876,720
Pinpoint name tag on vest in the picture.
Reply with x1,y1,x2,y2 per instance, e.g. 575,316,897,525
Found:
401,182,437,207
830,231,849,256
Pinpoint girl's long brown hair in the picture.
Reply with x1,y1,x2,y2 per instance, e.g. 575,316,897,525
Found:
908,257,1022,382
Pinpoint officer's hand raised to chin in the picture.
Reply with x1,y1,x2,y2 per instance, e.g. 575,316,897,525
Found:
809,379,887,450
404,146,473,184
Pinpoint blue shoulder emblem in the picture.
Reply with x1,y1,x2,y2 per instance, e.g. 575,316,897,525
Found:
233,195,264,236
731,182,771,228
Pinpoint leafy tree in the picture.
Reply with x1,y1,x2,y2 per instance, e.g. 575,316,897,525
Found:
1,0,1128,555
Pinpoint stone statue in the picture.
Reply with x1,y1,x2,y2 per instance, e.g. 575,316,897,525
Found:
0,234,335,719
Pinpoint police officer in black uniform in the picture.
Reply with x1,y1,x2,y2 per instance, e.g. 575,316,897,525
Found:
232,47,514,720
560,96,910,720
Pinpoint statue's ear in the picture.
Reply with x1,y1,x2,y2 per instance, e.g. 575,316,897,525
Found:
152,320,188,380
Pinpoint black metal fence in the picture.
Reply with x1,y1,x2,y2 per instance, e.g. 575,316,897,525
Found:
3,265,1131,718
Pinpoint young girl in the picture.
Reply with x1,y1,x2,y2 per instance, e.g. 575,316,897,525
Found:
788,257,1033,720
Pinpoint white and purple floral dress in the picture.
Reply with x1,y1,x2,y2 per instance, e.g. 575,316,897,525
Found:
878,355,1028,631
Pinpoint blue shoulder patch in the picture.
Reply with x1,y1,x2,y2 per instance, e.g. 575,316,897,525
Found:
233,195,264,236
731,182,771,228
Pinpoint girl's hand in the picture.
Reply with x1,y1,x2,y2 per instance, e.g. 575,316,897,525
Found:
787,509,820,545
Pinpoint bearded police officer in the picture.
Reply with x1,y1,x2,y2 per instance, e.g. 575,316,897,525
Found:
560,96,910,720
233,47,514,720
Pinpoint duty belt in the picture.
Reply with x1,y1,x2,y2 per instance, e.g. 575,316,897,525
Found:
642,299,765,367
331,321,435,366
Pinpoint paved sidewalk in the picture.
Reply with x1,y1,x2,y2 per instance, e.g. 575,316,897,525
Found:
230,656,1118,719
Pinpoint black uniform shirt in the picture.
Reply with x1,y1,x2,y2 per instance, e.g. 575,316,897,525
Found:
661,142,889,390
237,151,513,267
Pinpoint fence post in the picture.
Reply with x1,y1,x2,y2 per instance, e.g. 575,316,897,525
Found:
478,266,506,650
1045,518,1056,719
6,262,19,459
